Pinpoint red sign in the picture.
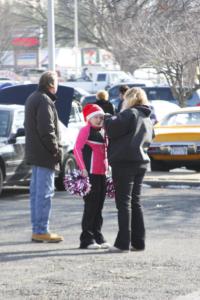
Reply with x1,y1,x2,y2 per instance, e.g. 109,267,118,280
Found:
12,37,39,48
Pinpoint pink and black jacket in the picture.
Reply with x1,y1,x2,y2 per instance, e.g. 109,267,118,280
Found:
74,123,107,175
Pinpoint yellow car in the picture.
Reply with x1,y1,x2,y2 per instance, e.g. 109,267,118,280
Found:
148,106,200,171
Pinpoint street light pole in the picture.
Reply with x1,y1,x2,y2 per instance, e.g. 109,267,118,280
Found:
74,0,79,77
48,0,55,71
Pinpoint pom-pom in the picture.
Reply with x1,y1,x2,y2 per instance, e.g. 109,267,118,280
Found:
106,176,115,198
64,170,91,197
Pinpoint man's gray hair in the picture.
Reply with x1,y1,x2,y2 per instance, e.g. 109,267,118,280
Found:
38,71,58,91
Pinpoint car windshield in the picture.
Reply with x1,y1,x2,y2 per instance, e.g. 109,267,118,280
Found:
161,111,200,126
81,95,96,106
0,110,10,137
109,83,146,99
144,87,175,101
69,105,83,123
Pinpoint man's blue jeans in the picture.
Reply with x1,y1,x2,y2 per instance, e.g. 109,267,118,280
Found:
30,166,55,234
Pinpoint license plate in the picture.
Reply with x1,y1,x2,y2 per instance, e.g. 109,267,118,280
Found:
171,147,188,155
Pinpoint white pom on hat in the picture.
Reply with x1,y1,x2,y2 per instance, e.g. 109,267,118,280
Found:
82,104,105,122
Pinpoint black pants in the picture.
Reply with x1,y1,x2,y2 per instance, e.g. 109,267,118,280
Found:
112,163,147,250
80,174,106,248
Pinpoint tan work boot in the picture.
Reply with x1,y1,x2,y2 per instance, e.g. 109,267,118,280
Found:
32,233,64,243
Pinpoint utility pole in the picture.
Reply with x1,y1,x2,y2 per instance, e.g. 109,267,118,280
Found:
48,0,55,71
74,0,79,77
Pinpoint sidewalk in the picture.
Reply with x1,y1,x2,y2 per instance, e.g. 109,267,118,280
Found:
143,170,200,188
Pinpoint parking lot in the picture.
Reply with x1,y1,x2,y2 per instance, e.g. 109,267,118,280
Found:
0,183,200,300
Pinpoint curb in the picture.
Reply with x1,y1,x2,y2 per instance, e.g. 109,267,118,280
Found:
143,180,199,188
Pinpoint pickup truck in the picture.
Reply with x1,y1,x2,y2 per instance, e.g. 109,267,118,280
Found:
63,70,133,93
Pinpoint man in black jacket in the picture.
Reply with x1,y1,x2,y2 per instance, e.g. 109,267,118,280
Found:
105,87,154,253
24,71,63,243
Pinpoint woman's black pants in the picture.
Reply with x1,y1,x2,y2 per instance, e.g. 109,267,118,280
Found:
112,163,147,250
80,174,106,248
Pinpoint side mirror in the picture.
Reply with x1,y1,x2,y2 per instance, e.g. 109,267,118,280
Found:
8,128,25,144
16,128,25,137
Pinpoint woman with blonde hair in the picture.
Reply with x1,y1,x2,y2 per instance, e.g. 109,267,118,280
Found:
95,89,115,115
122,87,149,110
104,87,154,253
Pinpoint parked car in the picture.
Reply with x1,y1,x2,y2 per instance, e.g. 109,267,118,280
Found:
0,77,16,83
110,85,200,107
72,86,90,102
0,104,29,195
80,94,179,125
150,100,180,123
0,101,84,195
0,84,74,127
110,86,173,109
80,82,152,108
54,102,84,190
0,77,19,90
148,106,200,171
21,68,46,83
0,84,84,195
108,82,147,100
80,94,97,107
144,86,200,107
64,70,134,93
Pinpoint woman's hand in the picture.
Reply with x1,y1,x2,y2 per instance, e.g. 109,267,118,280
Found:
81,169,88,177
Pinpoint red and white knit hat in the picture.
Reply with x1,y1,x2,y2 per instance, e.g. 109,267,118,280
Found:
82,104,105,122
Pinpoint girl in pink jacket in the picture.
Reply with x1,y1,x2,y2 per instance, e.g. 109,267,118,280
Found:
74,104,110,250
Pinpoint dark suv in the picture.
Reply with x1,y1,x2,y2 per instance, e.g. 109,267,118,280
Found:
110,85,200,107
108,82,146,100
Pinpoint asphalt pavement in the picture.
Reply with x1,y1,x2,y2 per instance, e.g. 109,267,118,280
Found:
144,169,200,188
1,175,200,299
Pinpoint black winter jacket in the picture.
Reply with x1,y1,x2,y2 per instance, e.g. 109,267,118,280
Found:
95,99,115,115
24,89,62,170
104,105,154,165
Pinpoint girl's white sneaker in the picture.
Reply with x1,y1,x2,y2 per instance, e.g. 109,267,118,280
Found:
100,242,111,249
86,243,101,250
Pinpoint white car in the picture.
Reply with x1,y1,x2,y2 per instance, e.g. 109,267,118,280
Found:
59,101,84,151
150,100,180,123
0,102,85,195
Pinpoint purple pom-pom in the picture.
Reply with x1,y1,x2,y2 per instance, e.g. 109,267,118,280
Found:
106,176,115,198
64,170,91,197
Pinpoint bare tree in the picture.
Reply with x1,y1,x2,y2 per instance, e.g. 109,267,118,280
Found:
14,0,150,69
119,0,200,106
0,2,19,67
13,0,200,106
13,0,47,47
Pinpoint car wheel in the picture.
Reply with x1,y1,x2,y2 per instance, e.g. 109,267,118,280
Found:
150,159,170,172
0,167,3,196
55,154,77,191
